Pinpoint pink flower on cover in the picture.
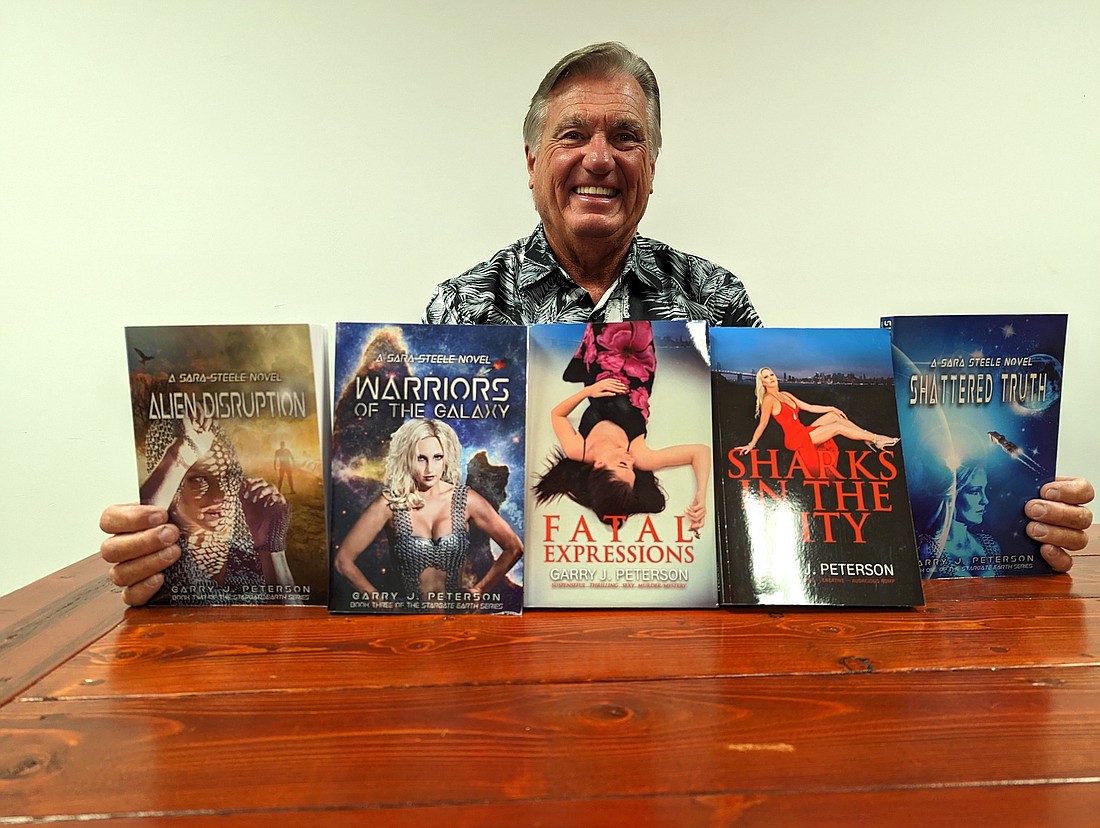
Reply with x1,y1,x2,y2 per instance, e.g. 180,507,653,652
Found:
594,323,655,382
578,325,597,368
629,386,651,421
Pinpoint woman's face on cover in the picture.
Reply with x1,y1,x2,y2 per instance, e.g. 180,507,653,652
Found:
411,436,447,491
759,368,778,389
173,456,230,535
593,446,636,487
956,467,990,527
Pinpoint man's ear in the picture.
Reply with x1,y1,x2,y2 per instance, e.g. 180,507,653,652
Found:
525,144,536,189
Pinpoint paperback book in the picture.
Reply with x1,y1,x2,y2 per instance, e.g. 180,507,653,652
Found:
328,323,526,614
525,320,718,608
882,313,1068,578
124,324,329,606
711,327,924,607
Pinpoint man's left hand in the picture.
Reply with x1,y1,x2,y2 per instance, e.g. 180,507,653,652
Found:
1025,477,1095,572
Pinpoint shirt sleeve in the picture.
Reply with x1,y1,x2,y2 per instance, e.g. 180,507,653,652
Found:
422,284,466,324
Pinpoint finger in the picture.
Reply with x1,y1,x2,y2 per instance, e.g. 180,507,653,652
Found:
108,543,180,591
1039,544,1074,574
100,522,180,564
99,503,169,535
1025,499,1094,532
121,573,168,607
1041,477,1096,506
1026,520,1090,553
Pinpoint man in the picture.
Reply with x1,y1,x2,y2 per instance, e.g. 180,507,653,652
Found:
273,441,296,494
423,42,760,327
101,42,1093,605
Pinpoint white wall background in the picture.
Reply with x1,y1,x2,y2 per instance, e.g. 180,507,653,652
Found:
2,0,1097,597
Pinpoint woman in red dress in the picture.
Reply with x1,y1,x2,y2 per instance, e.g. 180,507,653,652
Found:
734,367,898,478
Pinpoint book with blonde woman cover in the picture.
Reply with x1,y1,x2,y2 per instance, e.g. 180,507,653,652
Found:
882,313,1067,578
711,327,923,606
328,322,526,614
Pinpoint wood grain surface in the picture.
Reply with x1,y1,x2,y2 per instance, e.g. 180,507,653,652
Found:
1,531,1097,825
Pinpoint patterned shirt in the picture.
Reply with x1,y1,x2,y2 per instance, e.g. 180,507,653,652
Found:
422,224,762,327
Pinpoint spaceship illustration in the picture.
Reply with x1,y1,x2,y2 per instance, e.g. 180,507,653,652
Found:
476,358,509,376
988,431,1046,476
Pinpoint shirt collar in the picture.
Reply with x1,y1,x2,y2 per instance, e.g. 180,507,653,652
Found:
520,224,658,292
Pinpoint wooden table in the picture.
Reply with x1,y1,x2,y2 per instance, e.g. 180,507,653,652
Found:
3,530,1099,826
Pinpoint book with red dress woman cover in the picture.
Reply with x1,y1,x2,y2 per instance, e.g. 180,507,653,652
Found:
525,320,718,608
125,324,329,606
711,327,924,607
882,313,1068,578
328,323,526,614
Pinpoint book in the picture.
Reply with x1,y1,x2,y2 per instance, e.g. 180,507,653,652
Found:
328,323,526,614
882,313,1068,578
710,327,924,607
124,324,329,606
524,321,718,608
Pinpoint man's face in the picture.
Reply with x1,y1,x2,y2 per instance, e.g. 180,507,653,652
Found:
526,73,656,258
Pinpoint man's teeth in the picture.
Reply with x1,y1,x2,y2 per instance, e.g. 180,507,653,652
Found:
575,186,616,196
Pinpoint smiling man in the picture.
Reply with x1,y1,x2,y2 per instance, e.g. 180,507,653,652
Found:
423,42,761,327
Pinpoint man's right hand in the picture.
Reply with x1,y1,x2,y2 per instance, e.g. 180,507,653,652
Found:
99,504,181,606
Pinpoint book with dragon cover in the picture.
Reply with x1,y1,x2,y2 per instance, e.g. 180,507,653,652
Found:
328,322,526,614
882,313,1068,578
524,320,718,608
125,324,329,606
711,327,924,606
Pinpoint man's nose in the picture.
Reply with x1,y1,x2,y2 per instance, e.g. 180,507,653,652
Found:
584,134,613,173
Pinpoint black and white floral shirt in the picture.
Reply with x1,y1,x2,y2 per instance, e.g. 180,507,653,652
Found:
422,224,762,327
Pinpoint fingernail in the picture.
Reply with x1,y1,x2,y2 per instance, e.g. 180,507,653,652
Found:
148,510,168,526
1025,501,1047,519
1028,522,1049,540
157,526,177,544
1045,486,1062,502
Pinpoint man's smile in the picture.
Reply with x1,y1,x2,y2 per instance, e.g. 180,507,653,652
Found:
574,185,618,197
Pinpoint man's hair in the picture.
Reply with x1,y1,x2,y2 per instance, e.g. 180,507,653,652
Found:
523,41,662,157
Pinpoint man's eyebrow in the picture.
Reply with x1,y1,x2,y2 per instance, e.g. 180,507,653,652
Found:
611,117,646,136
551,114,647,137
552,114,591,133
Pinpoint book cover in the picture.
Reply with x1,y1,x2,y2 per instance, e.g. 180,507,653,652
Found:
525,321,718,608
711,327,924,607
882,313,1068,578
328,323,526,614
125,324,329,606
